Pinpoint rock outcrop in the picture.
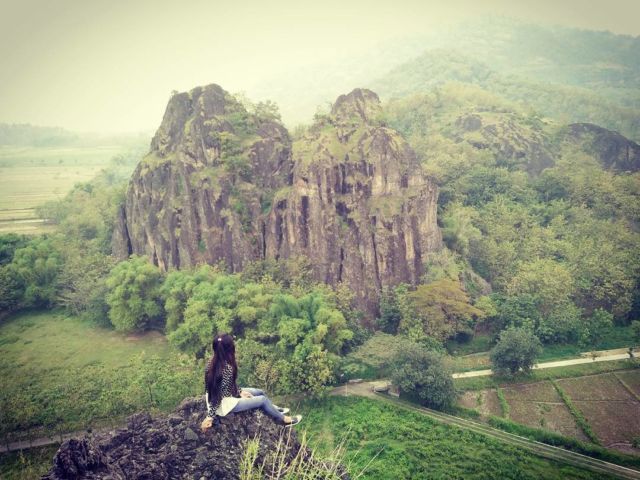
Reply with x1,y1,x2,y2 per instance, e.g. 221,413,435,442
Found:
453,111,555,176
42,397,347,480
565,123,640,172
113,84,442,318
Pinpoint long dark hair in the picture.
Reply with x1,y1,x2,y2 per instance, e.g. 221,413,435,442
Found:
205,333,239,406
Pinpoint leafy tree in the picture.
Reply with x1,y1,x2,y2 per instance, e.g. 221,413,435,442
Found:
268,291,353,355
506,258,583,342
283,342,335,396
578,308,613,348
558,211,638,321
441,203,482,256
56,252,114,325
0,265,24,312
167,303,219,359
105,256,164,332
490,327,542,376
390,343,456,410
330,281,367,347
0,233,29,266
492,293,543,333
236,339,285,394
161,265,220,331
401,279,484,341
11,237,62,308
376,286,403,334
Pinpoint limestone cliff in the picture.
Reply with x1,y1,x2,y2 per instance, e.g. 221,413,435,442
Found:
112,84,292,271
42,397,348,479
113,85,442,318
265,89,441,318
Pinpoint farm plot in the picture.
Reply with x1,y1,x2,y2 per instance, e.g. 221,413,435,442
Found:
458,389,503,417
615,370,640,399
502,382,589,442
556,373,640,450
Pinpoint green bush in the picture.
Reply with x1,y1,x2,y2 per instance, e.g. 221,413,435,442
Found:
105,255,165,332
490,327,542,375
390,343,456,410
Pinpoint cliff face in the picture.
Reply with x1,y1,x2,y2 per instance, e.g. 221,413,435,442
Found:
113,84,292,272
266,89,441,318
114,85,442,317
42,397,348,480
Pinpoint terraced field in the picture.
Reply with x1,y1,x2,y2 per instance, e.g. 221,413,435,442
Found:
0,145,126,234
459,370,640,454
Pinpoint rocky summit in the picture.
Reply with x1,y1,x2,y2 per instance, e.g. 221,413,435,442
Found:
113,84,442,318
42,396,347,479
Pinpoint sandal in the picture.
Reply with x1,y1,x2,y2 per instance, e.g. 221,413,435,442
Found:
284,414,302,427
275,406,290,415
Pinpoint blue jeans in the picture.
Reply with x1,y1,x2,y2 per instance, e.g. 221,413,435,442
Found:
231,387,284,421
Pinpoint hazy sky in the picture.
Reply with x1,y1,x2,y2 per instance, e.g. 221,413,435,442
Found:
1,0,638,133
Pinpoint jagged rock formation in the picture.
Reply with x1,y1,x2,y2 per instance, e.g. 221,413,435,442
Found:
112,84,292,271
266,89,441,317
565,123,640,172
113,84,442,318
42,397,347,480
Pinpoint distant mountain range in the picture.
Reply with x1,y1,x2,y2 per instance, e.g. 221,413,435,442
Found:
0,123,78,147
249,17,640,140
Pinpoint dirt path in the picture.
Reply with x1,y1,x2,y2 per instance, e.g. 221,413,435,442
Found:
453,350,634,379
0,429,104,454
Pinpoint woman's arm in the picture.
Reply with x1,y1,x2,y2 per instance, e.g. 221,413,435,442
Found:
205,392,215,417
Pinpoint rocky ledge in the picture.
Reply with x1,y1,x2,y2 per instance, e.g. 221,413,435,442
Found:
42,397,347,479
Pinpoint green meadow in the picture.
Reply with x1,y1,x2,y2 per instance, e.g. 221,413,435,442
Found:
0,310,200,442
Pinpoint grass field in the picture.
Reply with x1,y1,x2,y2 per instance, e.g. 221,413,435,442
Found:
0,310,200,442
0,309,170,371
0,445,57,480
299,396,616,479
0,145,129,234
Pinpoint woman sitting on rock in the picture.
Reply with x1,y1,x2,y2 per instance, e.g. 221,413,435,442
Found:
201,333,301,432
